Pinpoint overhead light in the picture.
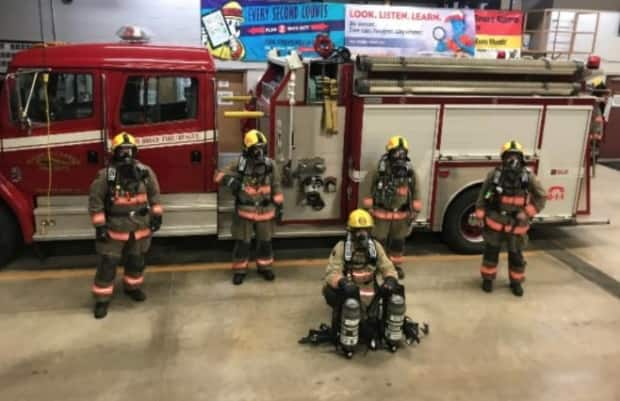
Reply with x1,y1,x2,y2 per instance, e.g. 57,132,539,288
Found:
587,55,601,70
116,25,151,43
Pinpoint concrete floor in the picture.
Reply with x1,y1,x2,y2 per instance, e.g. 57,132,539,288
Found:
1,168,620,401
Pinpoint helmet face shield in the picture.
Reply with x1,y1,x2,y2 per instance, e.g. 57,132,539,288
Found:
114,145,136,165
389,148,408,161
249,143,266,160
352,228,370,244
503,152,522,170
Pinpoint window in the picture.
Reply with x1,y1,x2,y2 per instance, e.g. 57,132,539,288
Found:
10,72,93,123
120,76,197,125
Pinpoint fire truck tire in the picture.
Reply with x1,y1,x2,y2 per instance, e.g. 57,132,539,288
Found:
441,187,484,254
0,204,20,267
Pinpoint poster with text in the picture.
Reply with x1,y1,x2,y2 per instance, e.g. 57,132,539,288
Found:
201,1,345,62
345,5,476,57
475,10,523,59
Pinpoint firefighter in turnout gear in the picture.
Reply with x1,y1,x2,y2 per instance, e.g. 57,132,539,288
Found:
474,140,546,296
88,132,163,319
215,129,284,285
363,136,422,279
301,209,429,356
323,209,402,354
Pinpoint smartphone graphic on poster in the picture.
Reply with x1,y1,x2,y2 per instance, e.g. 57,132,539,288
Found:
202,9,231,49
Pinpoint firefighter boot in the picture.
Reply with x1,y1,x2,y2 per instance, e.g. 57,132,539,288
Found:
257,269,275,281
124,288,147,302
482,279,494,293
94,302,109,319
232,273,246,285
510,281,524,297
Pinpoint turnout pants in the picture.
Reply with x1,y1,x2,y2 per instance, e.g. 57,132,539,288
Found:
480,231,527,283
92,233,151,302
231,213,274,275
372,214,410,270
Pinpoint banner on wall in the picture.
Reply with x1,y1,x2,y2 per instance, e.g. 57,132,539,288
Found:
475,10,523,58
201,1,345,62
344,5,476,57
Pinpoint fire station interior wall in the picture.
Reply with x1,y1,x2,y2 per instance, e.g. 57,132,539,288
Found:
440,105,543,159
358,105,439,223
537,106,591,218
522,8,620,74
216,71,245,153
274,105,345,221
0,0,200,46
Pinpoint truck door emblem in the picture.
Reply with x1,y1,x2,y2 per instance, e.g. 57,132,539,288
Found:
547,186,565,201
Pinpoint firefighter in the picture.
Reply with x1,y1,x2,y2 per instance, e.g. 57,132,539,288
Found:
362,136,422,279
88,132,163,319
474,140,547,296
215,129,284,285
322,209,403,351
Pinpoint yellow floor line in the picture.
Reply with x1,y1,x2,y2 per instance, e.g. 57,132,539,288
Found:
0,251,542,282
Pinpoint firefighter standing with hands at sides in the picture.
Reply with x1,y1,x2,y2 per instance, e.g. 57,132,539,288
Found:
89,132,163,319
215,129,284,285
362,136,422,279
474,140,547,296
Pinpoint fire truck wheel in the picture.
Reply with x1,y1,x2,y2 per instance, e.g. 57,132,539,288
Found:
0,204,20,267
441,187,484,254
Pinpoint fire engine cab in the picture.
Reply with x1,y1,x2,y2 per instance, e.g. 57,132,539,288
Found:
0,35,602,266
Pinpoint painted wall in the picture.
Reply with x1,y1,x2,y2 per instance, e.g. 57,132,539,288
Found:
595,12,620,74
0,0,201,45
552,0,620,11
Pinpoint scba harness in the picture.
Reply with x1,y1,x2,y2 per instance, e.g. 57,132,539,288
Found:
373,155,414,210
104,163,151,218
299,236,429,358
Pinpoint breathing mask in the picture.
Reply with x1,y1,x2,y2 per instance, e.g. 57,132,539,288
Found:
353,229,370,245
389,148,409,178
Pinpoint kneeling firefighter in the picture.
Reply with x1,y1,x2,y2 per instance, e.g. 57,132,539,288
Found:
300,209,428,358
215,130,284,285
88,132,163,319
474,140,547,296
363,136,421,279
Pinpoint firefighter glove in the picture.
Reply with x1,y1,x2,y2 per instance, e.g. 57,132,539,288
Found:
150,214,162,232
338,277,359,299
382,276,398,294
95,226,109,241
225,176,242,194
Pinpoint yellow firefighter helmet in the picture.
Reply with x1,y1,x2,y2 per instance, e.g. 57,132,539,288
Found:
386,136,409,152
500,140,524,158
347,208,374,230
243,129,267,150
111,132,138,151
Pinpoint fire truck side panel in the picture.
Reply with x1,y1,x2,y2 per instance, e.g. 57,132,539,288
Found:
357,104,439,224
0,80,36,243
537,106,592,219
439,105,543,159
274,105,346,222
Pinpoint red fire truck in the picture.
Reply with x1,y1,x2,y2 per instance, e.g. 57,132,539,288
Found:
0,36,603,266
